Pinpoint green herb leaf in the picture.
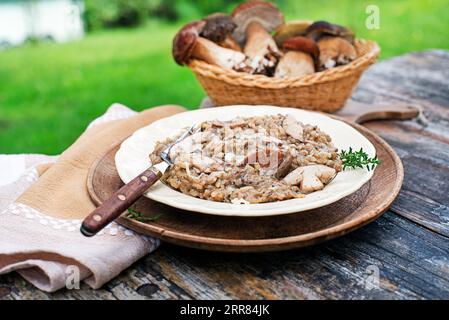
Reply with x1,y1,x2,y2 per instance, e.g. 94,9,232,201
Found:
339,147,380,171
126,208,162,222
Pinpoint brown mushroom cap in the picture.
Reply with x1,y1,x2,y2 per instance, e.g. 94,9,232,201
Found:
232,0,285,44
305,20,355,43
200,13,237,43
273,20,313,47
283,36,320,66
275,153,293,179
172,20,206,65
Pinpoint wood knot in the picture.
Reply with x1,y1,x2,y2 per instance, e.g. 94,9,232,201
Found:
136,283,160,298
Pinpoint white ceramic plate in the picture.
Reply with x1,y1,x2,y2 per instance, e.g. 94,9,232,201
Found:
115,105,376,216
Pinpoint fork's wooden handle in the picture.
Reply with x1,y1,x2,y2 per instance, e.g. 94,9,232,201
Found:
80,167,162,237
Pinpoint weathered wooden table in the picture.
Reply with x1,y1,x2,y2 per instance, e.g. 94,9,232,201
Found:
1,50,448,300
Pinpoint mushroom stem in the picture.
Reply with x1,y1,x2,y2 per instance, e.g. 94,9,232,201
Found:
242,21,280,75
193,37,246,69
220,36,242,52
231,1,284,75
244,21,279,60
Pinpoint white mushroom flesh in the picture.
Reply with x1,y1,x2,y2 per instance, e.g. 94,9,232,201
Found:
275,51,315,78
193,37,246,69
283,166,304,186
282,114,304,141
242,21,280,74
244,22,279,59
283,164,336,193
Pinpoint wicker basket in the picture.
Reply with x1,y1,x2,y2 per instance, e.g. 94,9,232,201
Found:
189,39,380,112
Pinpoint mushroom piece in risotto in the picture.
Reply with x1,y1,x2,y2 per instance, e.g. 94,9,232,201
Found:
149,114,342,204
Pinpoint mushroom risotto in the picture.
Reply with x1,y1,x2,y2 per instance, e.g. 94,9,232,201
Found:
149,114,342,204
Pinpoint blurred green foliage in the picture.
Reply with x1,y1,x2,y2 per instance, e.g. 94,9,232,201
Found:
82,0,449,64
83,0,244,29
84,0,163,29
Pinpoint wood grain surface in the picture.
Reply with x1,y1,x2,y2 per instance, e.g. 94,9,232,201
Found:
1,50,449,300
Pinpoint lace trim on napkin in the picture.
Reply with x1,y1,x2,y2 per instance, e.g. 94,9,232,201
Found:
1,202,145,238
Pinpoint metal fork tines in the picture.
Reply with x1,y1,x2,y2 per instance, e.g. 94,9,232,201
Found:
159,123,201,166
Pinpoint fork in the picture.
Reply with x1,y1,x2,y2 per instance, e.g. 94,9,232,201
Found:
80,124,200,236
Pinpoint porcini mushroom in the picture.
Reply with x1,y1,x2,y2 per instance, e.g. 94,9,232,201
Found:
273,20,313,47
274,36,319,78
317,36,357,69
282,114,304,141
283,164,336,193
200,13,241,52
305,20,355,43
275,153,293,179
305,21,357,70
172,20,247,70
232,1,284,75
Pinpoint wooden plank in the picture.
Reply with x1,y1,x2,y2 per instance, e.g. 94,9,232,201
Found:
0,273,117,300
350,50,449,236
148,212,449,299
2,211,448,300
104,263,194,299
352,50,449,137
362,122,449,236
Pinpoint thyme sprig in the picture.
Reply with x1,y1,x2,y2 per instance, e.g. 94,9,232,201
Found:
126,208,161,222
340,147,380,171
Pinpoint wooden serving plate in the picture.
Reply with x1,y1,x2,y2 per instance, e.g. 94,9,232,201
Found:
87,115,404,252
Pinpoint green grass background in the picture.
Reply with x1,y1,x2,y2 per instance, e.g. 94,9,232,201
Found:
1,0,448,154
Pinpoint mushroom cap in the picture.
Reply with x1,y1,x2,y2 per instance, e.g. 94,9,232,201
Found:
172,20,206,65
200,13,237,43
275,153,293,179
283,36,320,65
273,20,313,47
305,20,355,43
232,0,285,44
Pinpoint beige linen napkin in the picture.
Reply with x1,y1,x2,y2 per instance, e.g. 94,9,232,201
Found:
0,103,186,292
